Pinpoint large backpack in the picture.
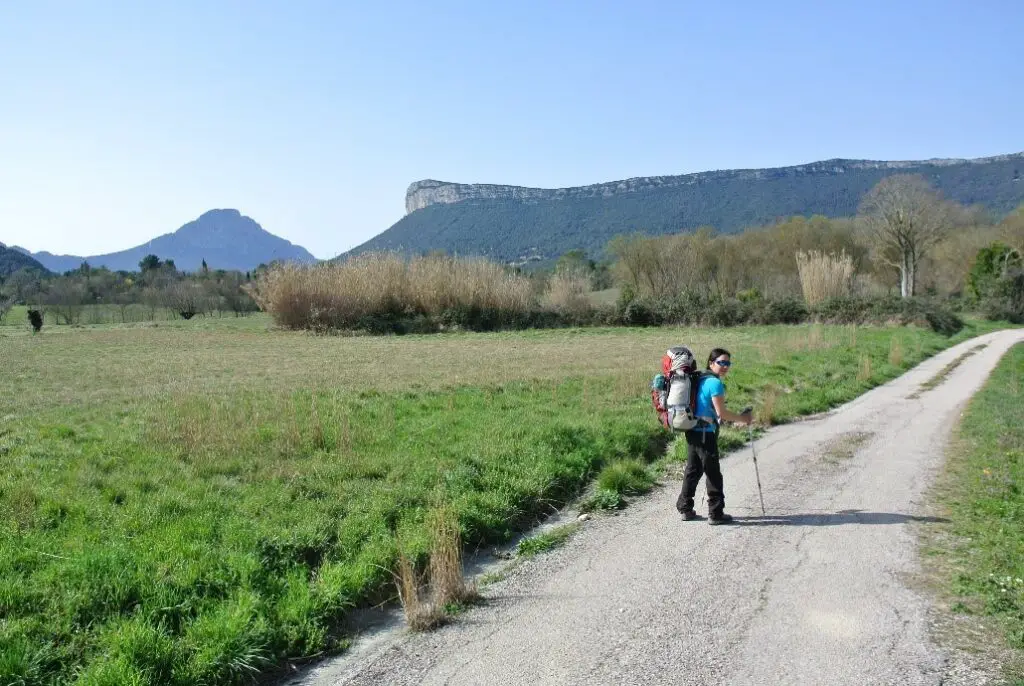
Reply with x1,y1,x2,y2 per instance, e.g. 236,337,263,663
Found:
650,346,706,431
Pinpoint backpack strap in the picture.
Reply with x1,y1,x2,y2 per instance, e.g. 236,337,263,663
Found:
691,371,720,431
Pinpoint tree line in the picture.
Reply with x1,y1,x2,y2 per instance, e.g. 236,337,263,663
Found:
4,174,1023,329
568,175,1024,320
0,255,261,325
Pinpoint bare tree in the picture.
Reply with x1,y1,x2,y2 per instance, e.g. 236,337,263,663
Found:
4,268,42,303
214,272,258,316
858,175,954,297
1001,203,1024,254
165,280,209,320
608,229,716,300
42,278,89,324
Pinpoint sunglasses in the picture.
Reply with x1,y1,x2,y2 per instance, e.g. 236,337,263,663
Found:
714,359,732,367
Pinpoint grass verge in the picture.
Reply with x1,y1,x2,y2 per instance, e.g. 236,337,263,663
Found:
923,342,1024,682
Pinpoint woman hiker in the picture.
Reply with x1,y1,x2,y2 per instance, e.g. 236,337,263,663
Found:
675,348,753,524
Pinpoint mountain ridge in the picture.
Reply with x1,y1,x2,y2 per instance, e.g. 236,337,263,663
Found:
0,243,51,278
13,209,318,273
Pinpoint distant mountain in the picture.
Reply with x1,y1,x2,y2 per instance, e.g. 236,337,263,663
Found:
0,243,51,278
346,152,1024,264
18,209,317,273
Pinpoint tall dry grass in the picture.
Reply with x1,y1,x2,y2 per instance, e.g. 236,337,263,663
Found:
795,250,855,306
858,355,873,382
395,505,478,631
396,550,441,631
248,253,535,331
428,506,477,607
889,336,904,367
542,271,593,318
756,385,779,425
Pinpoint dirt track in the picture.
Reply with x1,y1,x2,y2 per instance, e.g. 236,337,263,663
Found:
293,329,1024,686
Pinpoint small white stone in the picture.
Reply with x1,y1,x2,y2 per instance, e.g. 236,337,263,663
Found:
578,513,591,522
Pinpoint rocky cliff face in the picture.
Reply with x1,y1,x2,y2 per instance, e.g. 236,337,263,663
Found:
406,152,1024,214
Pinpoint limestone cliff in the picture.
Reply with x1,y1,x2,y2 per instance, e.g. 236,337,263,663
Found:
405,152,1024,214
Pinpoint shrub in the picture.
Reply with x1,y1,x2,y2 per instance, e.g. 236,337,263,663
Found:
619,299,663,327
751,297,808,325
982,272,1024,324
812,296,962,335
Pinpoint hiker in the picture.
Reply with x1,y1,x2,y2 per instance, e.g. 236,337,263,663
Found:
675,348,752,525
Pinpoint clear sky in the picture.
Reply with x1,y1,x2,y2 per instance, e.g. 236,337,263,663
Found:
1,1,1021,259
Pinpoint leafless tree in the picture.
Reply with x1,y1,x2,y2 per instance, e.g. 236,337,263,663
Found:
42,278,88,324
608,229,716,299
858,174,954,297
1002,203,1024,254
165,280,209,320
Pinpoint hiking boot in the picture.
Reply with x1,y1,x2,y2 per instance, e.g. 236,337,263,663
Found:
708,513,734,525
681,510,703,521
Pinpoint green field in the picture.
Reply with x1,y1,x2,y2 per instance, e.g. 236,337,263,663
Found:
929,343,1024,680
0,316,1004,685
1,305,252,329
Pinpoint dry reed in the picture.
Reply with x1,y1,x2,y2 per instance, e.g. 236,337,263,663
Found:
395,550,442,631
395,505,477,631
542,271,593,318
248,253,535,331
795,250,855,306
428,506,477,607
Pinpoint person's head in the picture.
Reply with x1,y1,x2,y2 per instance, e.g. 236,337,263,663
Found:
706,348,732,376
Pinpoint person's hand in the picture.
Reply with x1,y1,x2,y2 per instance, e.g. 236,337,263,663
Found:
740,407,754,425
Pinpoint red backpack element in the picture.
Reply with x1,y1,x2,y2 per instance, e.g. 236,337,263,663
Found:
650,346,701,431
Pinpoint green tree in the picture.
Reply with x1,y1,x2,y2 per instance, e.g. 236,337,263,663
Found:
968,242,1023,300
139,254,161,272
555,249,594,275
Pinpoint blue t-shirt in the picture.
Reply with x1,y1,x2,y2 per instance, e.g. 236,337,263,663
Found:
694,374,725,432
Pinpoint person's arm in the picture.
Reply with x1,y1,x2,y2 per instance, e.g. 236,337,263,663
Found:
712,394,753,425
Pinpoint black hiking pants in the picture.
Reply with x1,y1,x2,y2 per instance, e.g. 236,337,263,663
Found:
676,429,725,518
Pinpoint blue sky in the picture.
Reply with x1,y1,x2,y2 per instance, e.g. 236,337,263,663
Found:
1,1,1021,259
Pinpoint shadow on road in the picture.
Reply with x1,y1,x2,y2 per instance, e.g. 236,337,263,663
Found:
734,509,950,526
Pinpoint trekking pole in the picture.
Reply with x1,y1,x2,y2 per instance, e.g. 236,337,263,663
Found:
742,407,766,516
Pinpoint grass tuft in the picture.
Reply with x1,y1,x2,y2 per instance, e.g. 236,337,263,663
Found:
516,524,581,558
596,459,655,496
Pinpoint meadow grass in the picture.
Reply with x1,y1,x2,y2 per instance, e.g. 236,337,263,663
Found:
926,343,1024,679
0,317,1005,684
0,304,224,328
